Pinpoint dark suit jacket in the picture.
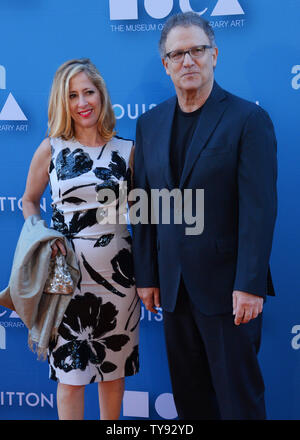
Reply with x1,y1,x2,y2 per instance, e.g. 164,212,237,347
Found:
132,82,277,315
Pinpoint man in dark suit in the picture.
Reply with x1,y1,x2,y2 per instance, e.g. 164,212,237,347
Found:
132,12,277,420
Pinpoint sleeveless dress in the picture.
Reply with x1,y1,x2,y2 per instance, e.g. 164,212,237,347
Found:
47,136,140,385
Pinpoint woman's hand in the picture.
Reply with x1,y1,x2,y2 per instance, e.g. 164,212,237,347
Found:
51,239,67,258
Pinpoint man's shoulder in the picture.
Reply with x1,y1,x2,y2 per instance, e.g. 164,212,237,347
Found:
138,96,176,125
223,86,270,119
225,88,256,109
220,85,274,132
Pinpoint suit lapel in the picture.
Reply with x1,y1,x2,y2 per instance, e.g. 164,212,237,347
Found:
179,82,229,189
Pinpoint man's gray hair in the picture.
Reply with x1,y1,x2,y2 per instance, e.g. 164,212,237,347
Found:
159,12,216,57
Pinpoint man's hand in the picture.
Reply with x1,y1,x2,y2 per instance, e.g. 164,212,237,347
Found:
232,290,263,326
137,287,160,314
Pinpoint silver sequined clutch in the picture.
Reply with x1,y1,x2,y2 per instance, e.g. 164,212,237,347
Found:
44,253,74,295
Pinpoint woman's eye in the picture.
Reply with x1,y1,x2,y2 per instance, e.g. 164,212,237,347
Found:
69,94,76,99
87,90,94,95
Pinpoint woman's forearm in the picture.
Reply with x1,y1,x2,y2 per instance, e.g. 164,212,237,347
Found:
21,197,41,220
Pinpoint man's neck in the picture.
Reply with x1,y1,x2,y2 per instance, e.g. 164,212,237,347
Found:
176,80,214,113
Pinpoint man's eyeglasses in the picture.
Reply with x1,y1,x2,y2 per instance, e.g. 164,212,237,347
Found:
165,45,212,63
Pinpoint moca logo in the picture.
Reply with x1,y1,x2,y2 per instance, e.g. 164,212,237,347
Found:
291,65,300,90
109,0,245,20
0,65,5,90
0,65,28,122
0,325,6,350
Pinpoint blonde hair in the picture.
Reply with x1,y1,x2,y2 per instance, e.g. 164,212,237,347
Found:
48,58,116,142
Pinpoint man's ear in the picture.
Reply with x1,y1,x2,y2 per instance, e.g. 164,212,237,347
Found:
162,57,170,76
212,46,218,69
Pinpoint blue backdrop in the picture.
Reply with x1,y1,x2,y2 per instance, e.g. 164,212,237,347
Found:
0,0,299,420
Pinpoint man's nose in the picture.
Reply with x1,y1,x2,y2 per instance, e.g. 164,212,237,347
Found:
182,51,195,66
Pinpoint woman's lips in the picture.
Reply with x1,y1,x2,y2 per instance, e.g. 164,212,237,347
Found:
78,109,93,118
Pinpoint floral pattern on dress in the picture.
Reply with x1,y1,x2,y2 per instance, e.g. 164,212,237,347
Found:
49,292,134,380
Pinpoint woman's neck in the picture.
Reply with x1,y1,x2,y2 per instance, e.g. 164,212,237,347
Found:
74,126,104,147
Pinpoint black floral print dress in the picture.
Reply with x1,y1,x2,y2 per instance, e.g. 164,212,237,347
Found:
47,136,140,385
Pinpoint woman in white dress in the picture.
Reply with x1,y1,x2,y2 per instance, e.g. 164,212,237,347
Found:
22,59,140,420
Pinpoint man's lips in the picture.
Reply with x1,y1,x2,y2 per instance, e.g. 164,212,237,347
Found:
78,109,93,118
182,71,199,77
